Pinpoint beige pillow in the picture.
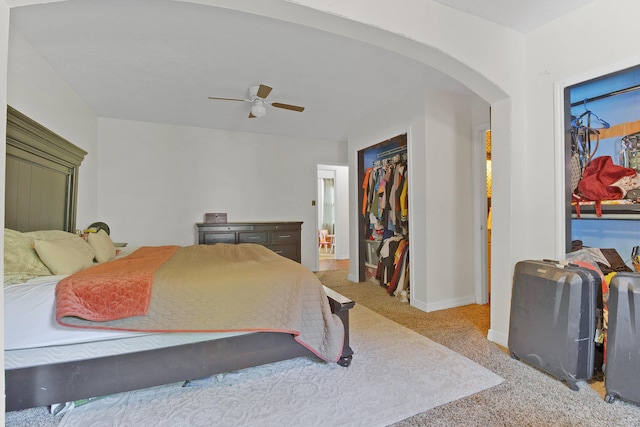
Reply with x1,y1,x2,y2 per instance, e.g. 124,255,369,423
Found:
87,229,116,263
34,239,94,275
24,230,96,260
4,228,51,284
24,229,77,241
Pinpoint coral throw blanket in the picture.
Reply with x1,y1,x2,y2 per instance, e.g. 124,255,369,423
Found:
56,246,179,322
55,244,344,362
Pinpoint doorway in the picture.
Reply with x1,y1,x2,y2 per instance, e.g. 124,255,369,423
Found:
472,122,491,305
357,134,409,297
317,164,349,271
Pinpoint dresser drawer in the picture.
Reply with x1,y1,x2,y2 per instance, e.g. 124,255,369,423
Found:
265,244,298,261
202,232,235,244
238,231,269,244
270,230,298,244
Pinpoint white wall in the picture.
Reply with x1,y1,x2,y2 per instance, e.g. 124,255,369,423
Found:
7,25,99,228
334,165,349,260
422,89,477,310
96,118,347,269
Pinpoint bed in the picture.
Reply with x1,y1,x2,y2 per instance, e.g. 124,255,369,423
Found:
3,107,354,412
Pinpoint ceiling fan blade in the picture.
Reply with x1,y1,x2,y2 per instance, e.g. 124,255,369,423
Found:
271,102,305,112
208,96,247,102
256,84,272,99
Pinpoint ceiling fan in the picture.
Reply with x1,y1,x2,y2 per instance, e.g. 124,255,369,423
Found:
208,84,305,118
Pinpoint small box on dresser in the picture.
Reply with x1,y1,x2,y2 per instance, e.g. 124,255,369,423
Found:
204,213,227,223
196,221,303,263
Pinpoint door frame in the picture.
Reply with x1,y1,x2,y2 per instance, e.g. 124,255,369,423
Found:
472,122,491,304
315,163,349,271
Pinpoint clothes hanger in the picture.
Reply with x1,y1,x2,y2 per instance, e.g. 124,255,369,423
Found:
570,99,610,129
570,99,607,169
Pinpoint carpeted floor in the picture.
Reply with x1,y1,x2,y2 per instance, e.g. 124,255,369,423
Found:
316,269,640,426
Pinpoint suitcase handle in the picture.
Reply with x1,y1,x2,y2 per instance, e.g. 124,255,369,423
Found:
542,259,575,268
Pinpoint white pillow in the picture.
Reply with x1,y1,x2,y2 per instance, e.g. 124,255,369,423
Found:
87,229,116,263
34,239,94,275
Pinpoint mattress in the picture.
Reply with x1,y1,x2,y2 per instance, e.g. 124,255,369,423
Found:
5,330,244,369
4,274,245,369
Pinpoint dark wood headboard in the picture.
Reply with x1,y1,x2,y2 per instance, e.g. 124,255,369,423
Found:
5,106,87,232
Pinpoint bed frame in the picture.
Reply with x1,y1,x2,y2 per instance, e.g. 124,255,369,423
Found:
4,107,354,412
6,288,354,411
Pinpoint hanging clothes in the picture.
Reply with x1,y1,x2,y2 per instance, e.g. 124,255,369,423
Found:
361,145,410,300
361,167,373,216
377,235,402,287
387,239,409,295
399,173,408,221
380,163,395,232
362,157,408,236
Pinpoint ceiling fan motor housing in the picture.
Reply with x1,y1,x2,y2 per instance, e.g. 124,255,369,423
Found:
248,85,261,100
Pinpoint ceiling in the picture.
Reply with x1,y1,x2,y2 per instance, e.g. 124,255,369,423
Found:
433,0,597,34
9,0,597,143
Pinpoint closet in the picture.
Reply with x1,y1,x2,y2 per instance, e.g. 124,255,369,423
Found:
565,64,640,265
358,134,409,301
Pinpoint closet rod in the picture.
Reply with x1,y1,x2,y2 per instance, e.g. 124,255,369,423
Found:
570,84,640,107
376,146,407,158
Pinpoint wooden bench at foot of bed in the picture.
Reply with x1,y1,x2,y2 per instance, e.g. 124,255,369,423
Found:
5,290,354,412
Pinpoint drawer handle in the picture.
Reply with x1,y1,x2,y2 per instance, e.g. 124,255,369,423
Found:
248,236,261,240
274,250,284,254
278,235,291,238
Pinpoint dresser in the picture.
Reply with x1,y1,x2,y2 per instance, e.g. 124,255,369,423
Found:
196,221,303,263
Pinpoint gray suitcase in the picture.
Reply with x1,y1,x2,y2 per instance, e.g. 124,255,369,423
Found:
605,272,640,404
508,260,603,390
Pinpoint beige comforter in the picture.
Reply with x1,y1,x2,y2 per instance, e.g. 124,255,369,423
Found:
57,244,345,362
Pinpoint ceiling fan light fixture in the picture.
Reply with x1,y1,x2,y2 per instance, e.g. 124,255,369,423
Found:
250,101,267,118
209,84,304,118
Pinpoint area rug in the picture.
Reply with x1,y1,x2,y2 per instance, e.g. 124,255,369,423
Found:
58,305,503,427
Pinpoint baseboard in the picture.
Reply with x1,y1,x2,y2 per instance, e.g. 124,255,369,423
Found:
409,297,427,312
408,295,476,313
425,295,476,312
488,328,508,348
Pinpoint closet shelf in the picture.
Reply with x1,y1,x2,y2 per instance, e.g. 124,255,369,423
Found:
596,120,640,140
572,204,640,219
